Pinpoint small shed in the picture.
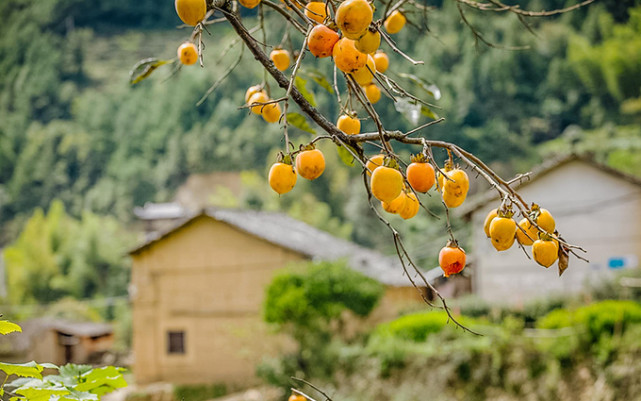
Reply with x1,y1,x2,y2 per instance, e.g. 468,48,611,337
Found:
129,207,431,385
461,155,641,305
0,318,114,365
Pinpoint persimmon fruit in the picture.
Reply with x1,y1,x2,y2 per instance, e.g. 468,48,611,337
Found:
270,48,291,71
441,168,469,208
245,85,264,103
335,0,373,39
239,0,261,8
439,243,466,277
533,236,559,268
350,55,376,85
307,25,340,58
370,165,403,203
406,159,435,193
364,83,381,103
384,10,406,34
177,42,198,65
304,1,328,23
269,162,297,194
296,148,326,180
537,208,555,233
261,102,282,123
516,207,555,245
333,38,368,73
366,154,384,176
483,208,498,238
489,216,517,251
516,218,537,246
398,192,419,220
337,114,361,135
373,51,389,73
355,28,381,54
175,0,207,26
382,191,407,214
248,92,269,115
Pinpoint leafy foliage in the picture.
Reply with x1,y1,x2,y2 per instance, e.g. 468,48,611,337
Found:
1,0,640,258
3,200,132,304
260,260,384,387
5,364,127,401
0,321,126,400
279,300,641,401
0,321,22,335
374,311,479,342
264,260,384,330
537,300,641,341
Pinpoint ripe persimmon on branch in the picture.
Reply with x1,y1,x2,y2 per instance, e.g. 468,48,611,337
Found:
130,0,591,332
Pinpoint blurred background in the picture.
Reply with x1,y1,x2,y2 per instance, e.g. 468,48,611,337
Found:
0,0,641,400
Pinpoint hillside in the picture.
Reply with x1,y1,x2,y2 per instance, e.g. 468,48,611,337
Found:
0,0,640,270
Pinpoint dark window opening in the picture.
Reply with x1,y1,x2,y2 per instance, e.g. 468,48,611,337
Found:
167,331,185,354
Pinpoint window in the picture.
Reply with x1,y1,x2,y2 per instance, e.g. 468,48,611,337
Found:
167,331,185,354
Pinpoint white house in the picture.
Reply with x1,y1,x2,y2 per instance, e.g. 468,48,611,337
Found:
462,155,641,305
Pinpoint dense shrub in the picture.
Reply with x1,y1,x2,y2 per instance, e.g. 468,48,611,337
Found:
263,260,384,331
259,260,384,389
537,300,641,340
373,311,479,342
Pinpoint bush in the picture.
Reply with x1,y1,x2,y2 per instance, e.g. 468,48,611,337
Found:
263,260,384,332
537,300,641,340
374,311,478,342
259,260,385,388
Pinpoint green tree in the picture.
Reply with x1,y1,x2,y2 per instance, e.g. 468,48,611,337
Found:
264,260,384,336
261,261,383,384
3,200,132,305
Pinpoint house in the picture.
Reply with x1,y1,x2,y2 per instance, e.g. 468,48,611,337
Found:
129,206,432,385
461,155,641,305
0,318,114,365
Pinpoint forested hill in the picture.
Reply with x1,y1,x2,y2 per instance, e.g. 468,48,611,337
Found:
1,0,640,247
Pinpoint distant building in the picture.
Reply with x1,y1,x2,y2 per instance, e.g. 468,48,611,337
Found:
461,155,641,305
129,207,433,385
0,318,113,365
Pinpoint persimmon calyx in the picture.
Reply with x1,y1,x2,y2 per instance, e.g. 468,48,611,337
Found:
410,153,428,163
277,152,294,165
299,143,316,152
383,156,400,169
445,239,460,249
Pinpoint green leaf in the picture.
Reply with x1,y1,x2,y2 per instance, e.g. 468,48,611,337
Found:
59,364,92,379
0,320,22,335
420,106,438,120
15,387,70,401
336,145,355,166
295,76,317,107
0,362,44,378
303,69,334,94
75,366,127,395
61,391,100,400
129,58,170,85
287,113,315,134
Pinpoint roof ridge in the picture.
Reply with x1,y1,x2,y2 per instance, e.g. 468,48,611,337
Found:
457,153,641,216
130,206,432,287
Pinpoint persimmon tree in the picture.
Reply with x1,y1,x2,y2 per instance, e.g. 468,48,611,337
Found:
130,0,592,332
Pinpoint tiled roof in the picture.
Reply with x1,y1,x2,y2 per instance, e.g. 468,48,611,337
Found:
457,153,641,217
